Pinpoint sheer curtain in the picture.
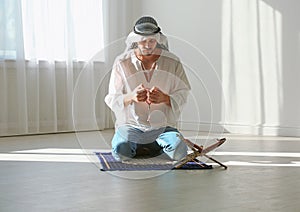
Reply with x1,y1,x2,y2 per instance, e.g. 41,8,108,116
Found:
0,0,134,136
221,0,284,135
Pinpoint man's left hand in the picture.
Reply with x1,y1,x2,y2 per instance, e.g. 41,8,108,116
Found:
148,86,171,106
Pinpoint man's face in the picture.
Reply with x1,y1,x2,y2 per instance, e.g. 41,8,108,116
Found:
137,38,157,56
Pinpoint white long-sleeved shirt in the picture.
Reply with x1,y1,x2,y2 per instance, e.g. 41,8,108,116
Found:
105,49,191,131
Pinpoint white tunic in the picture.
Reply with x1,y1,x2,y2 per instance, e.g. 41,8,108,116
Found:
105,49,191,131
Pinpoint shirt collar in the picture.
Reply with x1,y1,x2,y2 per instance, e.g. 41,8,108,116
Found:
129,51,141,72
130,50,139,65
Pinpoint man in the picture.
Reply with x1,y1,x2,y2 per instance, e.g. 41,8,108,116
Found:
105,16,191,161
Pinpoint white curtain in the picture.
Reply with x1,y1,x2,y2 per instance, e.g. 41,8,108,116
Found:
221,0,284,134
0,0,137,136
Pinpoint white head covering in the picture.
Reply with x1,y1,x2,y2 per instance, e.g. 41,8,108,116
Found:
125,16,169,52
125,32,169,51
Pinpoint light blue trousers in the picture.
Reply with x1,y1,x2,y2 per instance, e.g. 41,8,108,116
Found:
111,125,188,161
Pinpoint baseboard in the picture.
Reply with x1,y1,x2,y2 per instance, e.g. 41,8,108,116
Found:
0,119,112,137
2,120,300,137
178,121,300,137
223,124,300,137
178,121,227,134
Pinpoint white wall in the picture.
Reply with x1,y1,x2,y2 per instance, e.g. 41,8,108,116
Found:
136,0,300,136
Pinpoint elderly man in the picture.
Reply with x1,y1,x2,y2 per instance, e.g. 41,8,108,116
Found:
105,16,191,161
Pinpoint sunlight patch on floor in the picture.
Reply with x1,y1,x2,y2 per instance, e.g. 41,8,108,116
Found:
0,148,300,167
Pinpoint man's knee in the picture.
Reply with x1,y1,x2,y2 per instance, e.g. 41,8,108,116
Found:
112,142,136,160
157,132,188,160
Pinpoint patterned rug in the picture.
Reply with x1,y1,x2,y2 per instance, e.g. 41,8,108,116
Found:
96,152,212,171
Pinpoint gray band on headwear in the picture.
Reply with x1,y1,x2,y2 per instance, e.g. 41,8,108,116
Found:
134,23,161,35
133,16,161,35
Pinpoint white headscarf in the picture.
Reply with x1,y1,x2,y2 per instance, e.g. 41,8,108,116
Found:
125,31,169,52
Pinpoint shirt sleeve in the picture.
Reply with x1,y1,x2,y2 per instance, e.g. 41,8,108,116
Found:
104,60,125,113
169,60,191,119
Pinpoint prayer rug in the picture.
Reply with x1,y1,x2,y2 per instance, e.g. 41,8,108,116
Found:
96,152,212,171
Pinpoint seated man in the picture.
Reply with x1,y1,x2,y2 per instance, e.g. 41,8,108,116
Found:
105,16,191,161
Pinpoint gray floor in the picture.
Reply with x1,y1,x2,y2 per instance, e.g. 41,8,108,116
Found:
0,129,300,212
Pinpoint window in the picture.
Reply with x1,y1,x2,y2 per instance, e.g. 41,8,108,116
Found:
0,0,104,61
0,0,20,59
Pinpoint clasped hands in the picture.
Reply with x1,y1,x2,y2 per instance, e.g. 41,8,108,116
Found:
125,84,170,106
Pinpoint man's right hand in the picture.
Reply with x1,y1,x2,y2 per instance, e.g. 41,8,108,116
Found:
124,84,148,106
132,84,148,103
